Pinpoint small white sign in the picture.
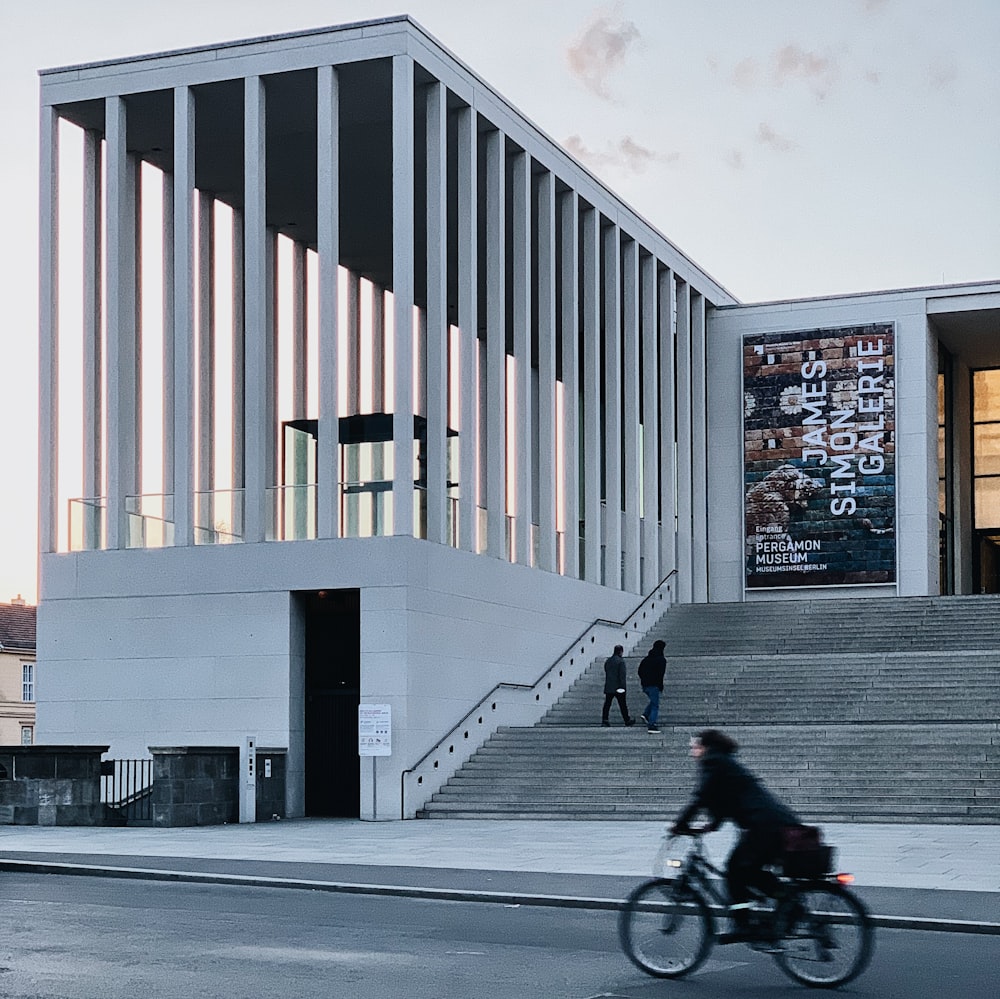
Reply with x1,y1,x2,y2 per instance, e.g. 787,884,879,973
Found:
358,704,392,757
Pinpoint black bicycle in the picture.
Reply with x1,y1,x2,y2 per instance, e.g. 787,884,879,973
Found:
618,831,874,988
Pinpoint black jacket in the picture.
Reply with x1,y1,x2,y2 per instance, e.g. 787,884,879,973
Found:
675,749,799,832
637,648,666,690
603,654,627,694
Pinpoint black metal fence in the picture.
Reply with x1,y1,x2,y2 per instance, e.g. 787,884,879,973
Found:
100,758,154,824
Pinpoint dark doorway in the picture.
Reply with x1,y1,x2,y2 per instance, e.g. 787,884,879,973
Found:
299,589,360,816
974,532,1000,594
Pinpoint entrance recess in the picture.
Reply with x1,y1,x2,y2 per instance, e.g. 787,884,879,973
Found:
300,589,360,816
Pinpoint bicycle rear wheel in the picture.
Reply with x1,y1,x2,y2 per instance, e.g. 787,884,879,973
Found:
774,882,874,988
618,878,713,979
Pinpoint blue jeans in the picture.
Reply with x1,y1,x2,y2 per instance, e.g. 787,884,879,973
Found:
642,686,661,726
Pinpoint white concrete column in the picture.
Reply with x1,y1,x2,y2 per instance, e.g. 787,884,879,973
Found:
603,222,622,588
291,240,307,420
345,270,361,415
622,236,641,593
173,86,196,547
456,105,477,553
231,209,245,534
371,286,385,413
560,190,580,579
675,278,693,602
658,267,677,581
266,228,279,496
690,291,708,601
536,170,557,573
581,207,602,584
162,170,175,502
316,65,340,539
197,193,216,496
391,55,416,537
82,129,103,517
244,75,271,544
484,128,506,558
512,150,532,566
38,104,59,556
105,95,138,549
425,81,448,546
640,251,660,591
130,156,143,498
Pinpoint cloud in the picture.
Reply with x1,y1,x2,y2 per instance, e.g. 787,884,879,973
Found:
861,0,891,12
726,149,745,171
567,7,641,100
564,134,679,173
727,43,839,99
756,122,795,151
773,44,838,97
731,57,761,91
928,61,958,89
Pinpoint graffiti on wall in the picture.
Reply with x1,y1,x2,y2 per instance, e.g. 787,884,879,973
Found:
743,324,896,588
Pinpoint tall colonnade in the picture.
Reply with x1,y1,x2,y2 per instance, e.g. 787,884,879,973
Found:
39,24,727,598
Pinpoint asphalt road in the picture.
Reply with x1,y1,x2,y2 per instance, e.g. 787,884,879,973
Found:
0,873,996,998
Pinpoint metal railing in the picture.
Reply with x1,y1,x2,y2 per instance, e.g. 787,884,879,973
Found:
400,567,679,818
101,758,153,824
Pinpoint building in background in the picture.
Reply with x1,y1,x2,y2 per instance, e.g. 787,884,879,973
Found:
36,17,1000,821
0,597,36,746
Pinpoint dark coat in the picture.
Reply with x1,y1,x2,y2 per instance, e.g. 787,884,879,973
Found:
603,654,627,694
676,749,800,832
637,648,666,690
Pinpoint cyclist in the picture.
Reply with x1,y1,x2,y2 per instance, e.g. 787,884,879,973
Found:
670,728,801,943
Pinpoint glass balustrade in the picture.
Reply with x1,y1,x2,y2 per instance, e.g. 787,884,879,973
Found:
68,497,107,551
125,494,175,548
194,490,244,545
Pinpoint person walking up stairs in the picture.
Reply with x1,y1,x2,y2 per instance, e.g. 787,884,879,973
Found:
638,639,667,733
601,645,636,727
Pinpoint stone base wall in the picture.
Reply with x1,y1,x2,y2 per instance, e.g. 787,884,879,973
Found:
150,747,239,827
0,746,108,825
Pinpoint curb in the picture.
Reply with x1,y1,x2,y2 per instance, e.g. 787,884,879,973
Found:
3,859,999,935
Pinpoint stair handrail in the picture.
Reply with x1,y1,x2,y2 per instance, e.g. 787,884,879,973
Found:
399,567,679,818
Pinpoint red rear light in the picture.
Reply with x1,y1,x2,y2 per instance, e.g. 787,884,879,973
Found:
836,873,855,885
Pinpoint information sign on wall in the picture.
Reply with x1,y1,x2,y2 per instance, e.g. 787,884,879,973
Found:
358,704,392,756
743,324,896,588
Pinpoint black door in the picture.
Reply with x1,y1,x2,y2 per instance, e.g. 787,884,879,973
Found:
301,589,360,816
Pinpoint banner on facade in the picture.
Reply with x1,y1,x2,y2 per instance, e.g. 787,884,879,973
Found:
743,324,896,588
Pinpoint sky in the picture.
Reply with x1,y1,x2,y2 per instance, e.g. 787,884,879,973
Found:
1,0,998,604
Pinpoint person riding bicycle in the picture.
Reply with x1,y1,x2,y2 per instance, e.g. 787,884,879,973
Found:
671,728,801,943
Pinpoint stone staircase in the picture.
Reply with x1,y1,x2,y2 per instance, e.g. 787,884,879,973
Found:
417,595,1000,822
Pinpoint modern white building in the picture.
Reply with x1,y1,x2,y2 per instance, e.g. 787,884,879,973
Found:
37,17,1000,820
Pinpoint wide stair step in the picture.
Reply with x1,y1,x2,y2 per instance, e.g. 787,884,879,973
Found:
416,595,1000,822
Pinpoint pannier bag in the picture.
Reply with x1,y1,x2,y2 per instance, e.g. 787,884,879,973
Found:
780,824,835,878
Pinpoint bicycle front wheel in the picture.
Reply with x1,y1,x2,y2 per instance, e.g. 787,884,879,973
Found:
618,878,713,979
774,882,874,988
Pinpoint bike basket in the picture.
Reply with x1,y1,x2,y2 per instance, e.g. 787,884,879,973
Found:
780,824,834,877
782,844,835,878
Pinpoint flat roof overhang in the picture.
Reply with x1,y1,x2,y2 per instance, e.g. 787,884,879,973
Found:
38,15,737,306
928,289,1000,370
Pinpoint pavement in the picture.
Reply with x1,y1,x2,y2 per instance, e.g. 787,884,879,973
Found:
1,819,998,932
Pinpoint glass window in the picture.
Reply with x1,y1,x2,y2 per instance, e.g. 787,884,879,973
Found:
973,370,1000,422
20,726,33,746
974,424,1000,477
22,663,34,702
974,478,1000,530
973,369,1000,529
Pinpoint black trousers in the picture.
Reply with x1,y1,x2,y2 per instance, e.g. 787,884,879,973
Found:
726,825,785,910
601,691,631,723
